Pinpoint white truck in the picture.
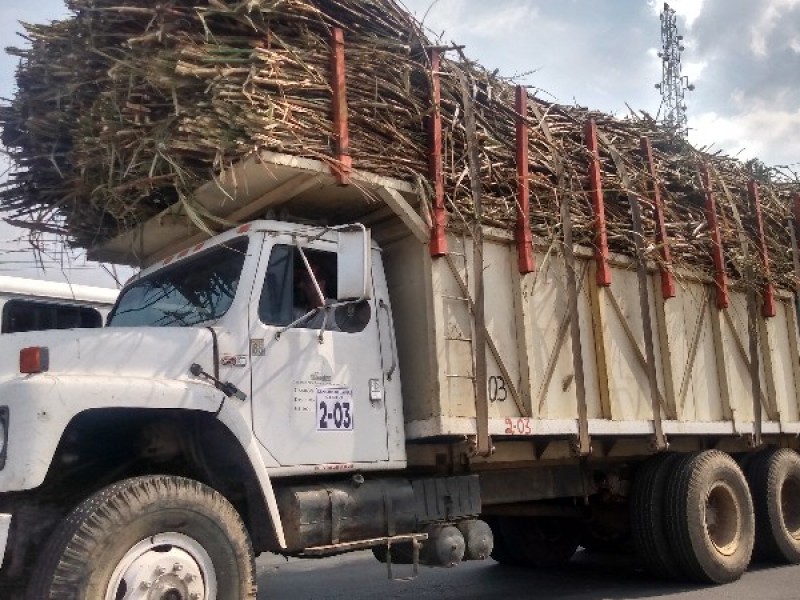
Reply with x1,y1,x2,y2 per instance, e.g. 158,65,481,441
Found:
1,152,800,599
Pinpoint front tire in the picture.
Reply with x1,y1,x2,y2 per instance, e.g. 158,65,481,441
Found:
28,475,257,600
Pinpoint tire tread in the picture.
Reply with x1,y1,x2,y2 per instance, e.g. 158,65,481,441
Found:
27,475,256,600
665,450,754,584
746,447,800,563
630,453,682,579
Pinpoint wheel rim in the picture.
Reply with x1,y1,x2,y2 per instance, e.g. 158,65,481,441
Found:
705,481,741,557
781,476,800,540
104,532,217,600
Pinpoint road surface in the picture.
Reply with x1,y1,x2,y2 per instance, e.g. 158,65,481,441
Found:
256,549,800,599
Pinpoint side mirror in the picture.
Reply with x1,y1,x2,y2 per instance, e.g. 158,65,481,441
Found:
337,226,372,301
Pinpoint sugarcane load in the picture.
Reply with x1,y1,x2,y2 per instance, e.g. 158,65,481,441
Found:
3,2,800,598
1,0,798,289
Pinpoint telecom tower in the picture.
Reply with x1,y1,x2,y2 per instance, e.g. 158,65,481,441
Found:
655,2,694,138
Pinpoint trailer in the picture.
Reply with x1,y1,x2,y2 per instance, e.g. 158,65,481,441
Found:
0,146,798,598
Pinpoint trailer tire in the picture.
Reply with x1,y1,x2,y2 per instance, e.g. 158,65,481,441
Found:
500,517,580,568
630,452,682,579
0,582,23,600
27,475,257,600
746,448,800,563
485,517,525,566
578,530,629,555
665,450,754,583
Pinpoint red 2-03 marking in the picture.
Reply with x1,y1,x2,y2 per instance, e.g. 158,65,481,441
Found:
504,418,531,435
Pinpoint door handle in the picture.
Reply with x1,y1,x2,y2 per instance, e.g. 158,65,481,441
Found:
378,299,397,381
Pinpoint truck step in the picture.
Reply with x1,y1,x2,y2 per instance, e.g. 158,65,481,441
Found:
302,533,428,581
300,533,428,557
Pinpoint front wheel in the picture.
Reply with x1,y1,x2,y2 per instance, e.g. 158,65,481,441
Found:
28,475,257,600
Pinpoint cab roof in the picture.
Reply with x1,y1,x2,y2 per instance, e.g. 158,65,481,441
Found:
90,151,421,268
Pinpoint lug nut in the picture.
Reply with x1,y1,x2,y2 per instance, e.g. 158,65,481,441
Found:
156,566,166,575
190,594,201,600
140,581,152,590
173,562,183,572
185,573,195,583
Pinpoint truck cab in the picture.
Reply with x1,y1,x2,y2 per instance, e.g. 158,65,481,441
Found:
104,220,406,472
0,217,485,599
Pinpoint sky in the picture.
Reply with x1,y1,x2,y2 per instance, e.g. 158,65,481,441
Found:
401,0,800,167
1,0,799,285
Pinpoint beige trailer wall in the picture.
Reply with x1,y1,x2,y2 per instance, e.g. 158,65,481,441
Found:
390,230,800,440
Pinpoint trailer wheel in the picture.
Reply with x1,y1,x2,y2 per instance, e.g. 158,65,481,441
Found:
578,529,628,554
485,517,525,566
580,503,631,555
500,517,580,568
27,475,257,600
665,450,754,583
746,448,800,563
630,452,682,579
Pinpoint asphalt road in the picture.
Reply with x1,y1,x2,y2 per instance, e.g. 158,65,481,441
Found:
256,549,800,600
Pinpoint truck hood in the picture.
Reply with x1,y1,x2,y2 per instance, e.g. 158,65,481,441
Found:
0,326,216,382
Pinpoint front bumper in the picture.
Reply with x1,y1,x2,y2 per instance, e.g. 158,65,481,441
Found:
0,514,10,569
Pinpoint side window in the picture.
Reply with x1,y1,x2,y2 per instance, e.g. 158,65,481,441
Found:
2,299,103,333
259,245,295,327
259,245,369,333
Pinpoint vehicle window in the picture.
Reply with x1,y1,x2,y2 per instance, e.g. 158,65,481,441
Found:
2,299,102,333
108,237,249,327
259,244,369,333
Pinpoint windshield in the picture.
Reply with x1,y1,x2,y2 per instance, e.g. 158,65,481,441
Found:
108,237,249,327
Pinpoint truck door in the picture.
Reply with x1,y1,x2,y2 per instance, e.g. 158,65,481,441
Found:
248,240,390,467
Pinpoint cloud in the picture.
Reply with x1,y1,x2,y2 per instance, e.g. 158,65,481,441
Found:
750,0,800,57
679,0,800,164
682,60,708,82
690,106,800,166
648,0,706,29
406,0,539,40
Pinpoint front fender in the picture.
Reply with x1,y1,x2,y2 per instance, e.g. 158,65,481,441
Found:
0,374,221,491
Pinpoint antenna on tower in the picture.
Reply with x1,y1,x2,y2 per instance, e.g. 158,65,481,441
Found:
655,2,694,138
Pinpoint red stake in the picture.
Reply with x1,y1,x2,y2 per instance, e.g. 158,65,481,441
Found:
585,119,611,286
329,28,351,185
640,137,676,299
515,85,535,273
700,163,729,309
748,180,776,318
428,49,447,257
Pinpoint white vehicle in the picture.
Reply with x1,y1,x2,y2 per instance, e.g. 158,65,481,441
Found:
1,154,800,598
0,275,117,334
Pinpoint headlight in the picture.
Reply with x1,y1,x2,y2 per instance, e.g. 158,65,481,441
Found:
0,407,8,470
